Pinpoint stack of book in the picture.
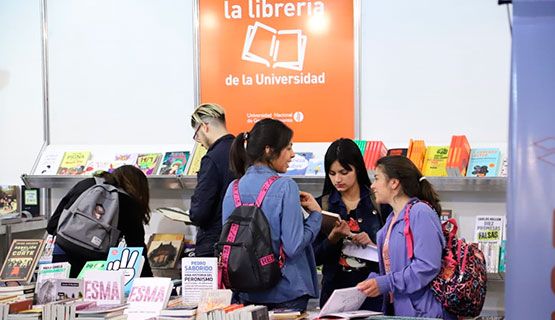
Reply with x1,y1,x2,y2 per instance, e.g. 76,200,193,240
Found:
407,139,427,171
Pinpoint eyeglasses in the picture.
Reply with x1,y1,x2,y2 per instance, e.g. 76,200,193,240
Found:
192,123,207,142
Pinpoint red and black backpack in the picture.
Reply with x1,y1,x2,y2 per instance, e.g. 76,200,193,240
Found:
215,176,285,292
403,200,487,317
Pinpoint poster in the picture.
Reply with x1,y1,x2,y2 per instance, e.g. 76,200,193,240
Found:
198,0,355,141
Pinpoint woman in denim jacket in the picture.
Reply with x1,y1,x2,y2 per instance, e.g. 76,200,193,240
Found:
222,118,322,311
313,138,391,311
357,156,456,319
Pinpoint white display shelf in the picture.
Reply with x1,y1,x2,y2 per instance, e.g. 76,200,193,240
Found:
21,174,507,193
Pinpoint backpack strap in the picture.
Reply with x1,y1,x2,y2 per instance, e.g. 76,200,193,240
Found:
232,180,242,207
255,176,281,207
403,199,434,259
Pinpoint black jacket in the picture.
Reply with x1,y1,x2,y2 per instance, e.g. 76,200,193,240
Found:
189,134,235,257
47,178,152,277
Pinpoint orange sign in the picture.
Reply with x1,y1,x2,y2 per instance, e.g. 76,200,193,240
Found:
199,0,354,142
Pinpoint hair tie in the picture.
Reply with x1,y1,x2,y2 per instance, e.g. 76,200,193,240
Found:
419,176,427,182
244,131,249,140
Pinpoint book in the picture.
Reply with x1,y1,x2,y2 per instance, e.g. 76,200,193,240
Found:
110,153,139,172
0,239,44,283
147,234,185,269
83,270,125,305
466,148,501,177
363,141,388,173
158,151,190,175
20,186,39,217
155,207,192,223
407,139,426,171
499,156,508,177
34,151,64,175
197,289,233,313
186,143,208,175
353,140,367,156
83,160,112,176
446,135,471,177
284,152,313,176
421,146,449,177
181,258,218,303
0,185,18,216
77,261,107,279
387,148,408,157
35,262,71,303
305,158,324,176
35,278,84,305
159,304,197,317
124,277,174,320
56,151,91,175
75,303,128,318
242,21,307,71
318,287,378,318
439,209,453,224
105,247,144,294
135,153,162,176
474,215,504,274
320,210,341,235
498,239,506,273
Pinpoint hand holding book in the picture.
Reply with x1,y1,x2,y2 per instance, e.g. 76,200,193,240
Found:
299,191,322,213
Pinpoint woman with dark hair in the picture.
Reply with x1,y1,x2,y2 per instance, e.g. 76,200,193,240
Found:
357,156,455,319
223,118,322,311
313,138,391,311
47,165,153,278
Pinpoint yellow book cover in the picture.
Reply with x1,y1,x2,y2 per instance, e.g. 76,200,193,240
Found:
186,143,208,175
422,146,449,176
56,151,91,175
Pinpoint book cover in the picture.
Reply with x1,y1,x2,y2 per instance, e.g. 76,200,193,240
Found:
34,262,71,304
407,139,427,171
83,160,112,176
186,143,208,175
363,141,387,172
0,239,44,282
105,247,144,294
147,234,185,269
21,186,40,217
500,156,508,177
474,215,504,274
439,209,453,224
353,140,367,156
181,257,218,303
387,148,408,157
35,151,64,175
305,158,325,176
38,234,56,265
446,135,471,177
158,151,190,175
110,153,139,172
0,185,18,216
56,151,91,175
283,152,313,176
421,146,449,177
77,260,106,279
124,277,173,320
135,153,162,176
197,289,233,313
466,148,501,177
83,270,125,305
320,210,341,235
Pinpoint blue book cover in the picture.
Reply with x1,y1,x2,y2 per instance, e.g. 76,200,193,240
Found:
305,158,324,176
283,152,313,176
105,247,144,294
466,148,501,177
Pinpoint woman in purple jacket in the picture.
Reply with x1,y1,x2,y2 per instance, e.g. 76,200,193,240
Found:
357,156,456,319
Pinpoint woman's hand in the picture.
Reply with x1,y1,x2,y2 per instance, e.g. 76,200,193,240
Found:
299,191,322,213
328,220,350,244
350,232,374,247
357,278,381,297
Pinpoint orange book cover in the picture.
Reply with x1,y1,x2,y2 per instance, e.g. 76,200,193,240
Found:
447,135,471,176
409,140,426,171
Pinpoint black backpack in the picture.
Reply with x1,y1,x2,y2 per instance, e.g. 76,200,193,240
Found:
215,176,284,292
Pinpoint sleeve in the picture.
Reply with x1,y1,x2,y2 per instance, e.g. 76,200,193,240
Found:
280,179,322,258
221,181,236,225
189,156,221,227
374,205,443,295
46,179,94,235
117,196,152,277
312,197,342,265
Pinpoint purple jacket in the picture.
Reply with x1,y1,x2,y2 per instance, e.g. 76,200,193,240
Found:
368,198,456,319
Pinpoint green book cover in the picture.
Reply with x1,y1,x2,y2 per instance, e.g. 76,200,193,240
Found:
77,260,106,279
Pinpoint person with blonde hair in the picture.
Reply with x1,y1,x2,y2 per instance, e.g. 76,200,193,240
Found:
189,103,235,257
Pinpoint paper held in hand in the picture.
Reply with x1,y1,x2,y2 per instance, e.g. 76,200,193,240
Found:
318,286,382,318
342,242,379,262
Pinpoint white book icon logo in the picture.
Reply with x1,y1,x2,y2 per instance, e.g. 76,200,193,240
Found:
242,21,307,71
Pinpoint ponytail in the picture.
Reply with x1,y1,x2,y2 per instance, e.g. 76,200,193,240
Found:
230,132,249,177
376,156,442,218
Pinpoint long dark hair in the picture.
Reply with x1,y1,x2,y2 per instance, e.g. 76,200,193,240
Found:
230,118,293,177
376,156,442,215
322,138,371,196
104,165,151,224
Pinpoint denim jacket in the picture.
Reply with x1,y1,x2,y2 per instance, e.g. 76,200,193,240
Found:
368,198,456,319
222,165,322,303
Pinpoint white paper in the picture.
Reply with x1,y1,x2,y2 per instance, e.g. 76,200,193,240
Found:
318,287,368,317
342,242,379,262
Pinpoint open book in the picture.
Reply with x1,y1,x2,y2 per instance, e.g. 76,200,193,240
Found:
242,21,307,71
155,207,191,224
318,287,382,318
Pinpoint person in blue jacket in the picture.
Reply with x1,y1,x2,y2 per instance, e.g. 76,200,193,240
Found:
357,156,456,319
189,103,235,257
313,138,391,311
222,118,322,311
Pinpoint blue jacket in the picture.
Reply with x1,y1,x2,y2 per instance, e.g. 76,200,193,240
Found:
189,134,235,257
222,165,322,303
313,187,391,311
369,198,456,319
